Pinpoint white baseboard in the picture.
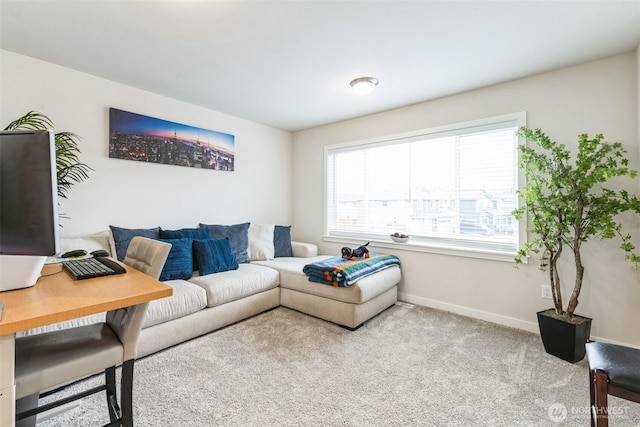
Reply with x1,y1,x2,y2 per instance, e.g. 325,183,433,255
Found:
397,292,639,348
398,292,540,334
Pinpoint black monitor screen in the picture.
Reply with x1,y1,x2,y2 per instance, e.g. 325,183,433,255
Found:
0,130,59,255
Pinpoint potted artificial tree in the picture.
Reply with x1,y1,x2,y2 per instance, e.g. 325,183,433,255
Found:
4,111,92,204
512,127,640,363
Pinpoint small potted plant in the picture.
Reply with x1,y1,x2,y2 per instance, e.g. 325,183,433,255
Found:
512,127,640,363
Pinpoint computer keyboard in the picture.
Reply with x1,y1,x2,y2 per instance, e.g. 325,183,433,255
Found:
62,257,126,280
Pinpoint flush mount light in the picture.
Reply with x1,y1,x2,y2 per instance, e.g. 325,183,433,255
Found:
350,77,378,95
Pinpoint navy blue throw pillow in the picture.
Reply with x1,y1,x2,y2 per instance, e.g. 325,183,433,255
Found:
160,227,210,271
274,225,293,257
193,238,239,275
109,225,161,261
199,223,249,263
158,238,194,281
159,227,210,240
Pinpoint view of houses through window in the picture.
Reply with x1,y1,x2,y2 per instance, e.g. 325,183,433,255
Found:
325,113,525,257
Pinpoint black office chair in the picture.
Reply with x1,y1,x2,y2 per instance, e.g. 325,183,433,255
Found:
14,237,171,427
586,341,640,427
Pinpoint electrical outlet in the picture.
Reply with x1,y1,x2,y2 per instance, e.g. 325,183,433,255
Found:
395,301,414,308
541,284,552,300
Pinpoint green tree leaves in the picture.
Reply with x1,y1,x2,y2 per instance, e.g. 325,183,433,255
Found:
513,127,640,318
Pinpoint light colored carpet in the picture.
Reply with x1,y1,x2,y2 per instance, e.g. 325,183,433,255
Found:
37,304,640,426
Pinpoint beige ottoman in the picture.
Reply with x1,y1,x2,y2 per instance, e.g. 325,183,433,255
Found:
255,256,401,329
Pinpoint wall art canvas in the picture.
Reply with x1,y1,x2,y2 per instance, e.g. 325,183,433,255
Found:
109,108,235,171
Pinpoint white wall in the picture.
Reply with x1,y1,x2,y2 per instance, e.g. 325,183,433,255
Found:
292,53,640,346
3,48,638,346
1,50,293,237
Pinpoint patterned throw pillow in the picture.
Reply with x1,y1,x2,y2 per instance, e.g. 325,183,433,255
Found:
109,225,161,261
274,225,293,257
160,227,210,271
193,238,239,275
158,238,194,281
199,223,249,263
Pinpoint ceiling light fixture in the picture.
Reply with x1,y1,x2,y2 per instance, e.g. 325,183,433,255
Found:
350,77,378,95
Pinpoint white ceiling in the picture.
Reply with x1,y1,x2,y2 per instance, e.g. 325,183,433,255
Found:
1,1,640,132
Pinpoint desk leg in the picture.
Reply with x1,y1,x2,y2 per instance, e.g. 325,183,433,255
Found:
0,334,16,427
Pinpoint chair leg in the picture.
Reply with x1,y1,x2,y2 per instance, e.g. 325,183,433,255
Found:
15,393,39,427
120,359,135,427
105,366,120,422
589,368,596,427
592,370,609,427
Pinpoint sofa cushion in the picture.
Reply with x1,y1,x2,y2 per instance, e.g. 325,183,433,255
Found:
193,238,239,275
142,280,207,329
17,313,106,337
159,227,210,271
188,263,279,307
254,256,400,304
274,225,293,257
199,222,250,264
158,238,194,281
248,223,275,261
109,225,161,261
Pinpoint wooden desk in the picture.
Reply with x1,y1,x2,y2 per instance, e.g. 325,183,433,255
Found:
0,262,172,427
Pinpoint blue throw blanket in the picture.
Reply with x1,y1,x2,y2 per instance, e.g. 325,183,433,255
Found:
303,253,400,287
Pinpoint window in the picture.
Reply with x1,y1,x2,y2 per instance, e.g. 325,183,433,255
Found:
325,113,526,260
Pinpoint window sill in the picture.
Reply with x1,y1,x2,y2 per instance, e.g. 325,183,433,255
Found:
322,235,519,263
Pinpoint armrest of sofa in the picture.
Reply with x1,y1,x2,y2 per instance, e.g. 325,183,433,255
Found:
291,241,318,258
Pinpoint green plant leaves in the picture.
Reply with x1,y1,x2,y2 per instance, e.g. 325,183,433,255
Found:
3,111,92,199
513,127,639,317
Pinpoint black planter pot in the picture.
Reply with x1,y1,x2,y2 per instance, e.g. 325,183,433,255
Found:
537,309,592,363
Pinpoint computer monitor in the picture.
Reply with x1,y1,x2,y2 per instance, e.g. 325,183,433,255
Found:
0,129,60,291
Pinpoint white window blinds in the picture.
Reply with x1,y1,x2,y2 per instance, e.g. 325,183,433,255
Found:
325,113,525,257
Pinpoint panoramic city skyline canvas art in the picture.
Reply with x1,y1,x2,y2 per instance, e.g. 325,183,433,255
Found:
109,108,235,171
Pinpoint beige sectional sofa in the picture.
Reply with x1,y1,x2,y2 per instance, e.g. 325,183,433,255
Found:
21,229,401,359
255,256,400,330
136,241,319,358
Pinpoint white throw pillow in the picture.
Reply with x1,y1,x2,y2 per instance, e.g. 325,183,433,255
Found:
59,231,112,256
248,224,275,261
